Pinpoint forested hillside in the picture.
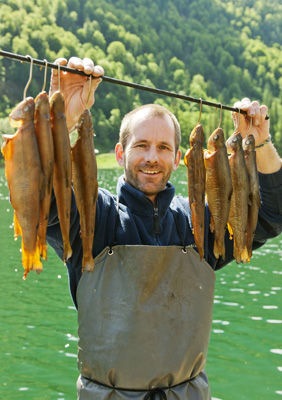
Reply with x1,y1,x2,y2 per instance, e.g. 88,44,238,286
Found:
0,0,281,152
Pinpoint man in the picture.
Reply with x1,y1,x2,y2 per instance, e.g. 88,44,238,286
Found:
47,57,282,400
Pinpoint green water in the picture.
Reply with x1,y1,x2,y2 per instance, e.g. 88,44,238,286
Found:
0,166,281,400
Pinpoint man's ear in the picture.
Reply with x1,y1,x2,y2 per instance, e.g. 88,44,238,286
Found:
115,142,124,166
173,149,182,171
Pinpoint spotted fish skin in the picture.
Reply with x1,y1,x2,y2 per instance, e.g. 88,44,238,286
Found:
226,132,250,263
243,134,261,260
184,123,206,259
71,110,98,272
1,97,43,278
34,91,54,260
50,91,72,263
204,127,232,259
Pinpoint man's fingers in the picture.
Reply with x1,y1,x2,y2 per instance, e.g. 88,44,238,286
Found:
234,97,251,111
52,58,67,76
68,57,85,71
54,58,68,65
260,105,268,119
92,65,104,77
82,58,95,74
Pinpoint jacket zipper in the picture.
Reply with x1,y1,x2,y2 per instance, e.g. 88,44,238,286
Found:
153,206,160,235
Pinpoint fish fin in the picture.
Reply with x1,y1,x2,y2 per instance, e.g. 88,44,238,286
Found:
184,149,191,166
14,212,22,239
227,222,233,240
203,149,212,160
1,138,13,160
2,133,17,140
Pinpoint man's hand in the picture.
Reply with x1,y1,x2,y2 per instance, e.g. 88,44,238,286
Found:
232,98,281,173
232,98,270,146
49,57,104,131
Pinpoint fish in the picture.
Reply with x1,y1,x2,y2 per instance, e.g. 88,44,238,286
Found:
71,109,98,272
34,91,54,260
243,134,261,260
204,127,232,259
184,123,206,259
1,97,43,278
226,132,250,263
50,91,72,263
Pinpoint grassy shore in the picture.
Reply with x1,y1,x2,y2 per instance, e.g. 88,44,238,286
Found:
96,152,122,169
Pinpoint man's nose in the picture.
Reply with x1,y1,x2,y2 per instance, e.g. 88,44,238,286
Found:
145,146,159,163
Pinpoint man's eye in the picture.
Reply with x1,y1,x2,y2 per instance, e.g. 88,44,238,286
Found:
159,145,168,150
136,144,146,148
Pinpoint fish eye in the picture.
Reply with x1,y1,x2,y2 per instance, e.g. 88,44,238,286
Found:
213,134,219,141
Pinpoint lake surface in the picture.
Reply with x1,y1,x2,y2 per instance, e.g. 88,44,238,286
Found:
0,166,281,400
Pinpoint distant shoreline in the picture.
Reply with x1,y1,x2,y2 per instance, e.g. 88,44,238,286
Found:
0,152,186,170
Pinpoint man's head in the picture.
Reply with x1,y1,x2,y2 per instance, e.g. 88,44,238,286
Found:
119,104,181,153
115,104,182,204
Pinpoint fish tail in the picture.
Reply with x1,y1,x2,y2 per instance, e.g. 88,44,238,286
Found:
21,240,42,280
213,238,225,260
63,241,72,264
82,256,95,273
39,242,48,261
241,246,249,263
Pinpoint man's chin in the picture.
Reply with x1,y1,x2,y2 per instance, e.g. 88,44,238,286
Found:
139,183,166,197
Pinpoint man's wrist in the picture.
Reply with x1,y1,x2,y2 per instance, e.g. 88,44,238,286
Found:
255,135,272,149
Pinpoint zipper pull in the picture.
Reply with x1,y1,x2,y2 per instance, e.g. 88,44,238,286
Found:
154,207,160,234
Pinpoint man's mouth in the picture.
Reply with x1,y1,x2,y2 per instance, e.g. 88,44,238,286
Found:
141,170,160,175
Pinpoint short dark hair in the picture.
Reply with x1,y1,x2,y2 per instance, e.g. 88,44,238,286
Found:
119,104,181,153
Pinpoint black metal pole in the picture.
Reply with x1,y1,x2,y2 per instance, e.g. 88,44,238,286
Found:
0,49,246,115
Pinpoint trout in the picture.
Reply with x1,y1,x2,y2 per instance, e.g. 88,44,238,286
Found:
71,110,98,272
50,91,72,263
204,128,232,259
1,97,43,278
34,91,54,260
184,123,206,259
226,133,250,263
243,134,261,260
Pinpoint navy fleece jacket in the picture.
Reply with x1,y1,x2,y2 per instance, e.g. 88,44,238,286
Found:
47,168,282,307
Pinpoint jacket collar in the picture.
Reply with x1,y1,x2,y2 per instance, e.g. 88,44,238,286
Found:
117,175,175,217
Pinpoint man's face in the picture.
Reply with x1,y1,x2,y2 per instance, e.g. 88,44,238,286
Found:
115,110,181,204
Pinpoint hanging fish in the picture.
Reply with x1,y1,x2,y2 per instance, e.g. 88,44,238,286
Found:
50,91,72,263
34,91,54,260
1,97,43,278
71,109,98,272
243,134,261,261
184,123,206,259
226,133,250,263
204,128,232,259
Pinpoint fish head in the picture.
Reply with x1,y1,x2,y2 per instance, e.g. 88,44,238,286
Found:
243,134,255,152
50,90,65,114
76,109,93,138
189,123,205,147
207,127,225,150
9,97,35,128
226,132,242,153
